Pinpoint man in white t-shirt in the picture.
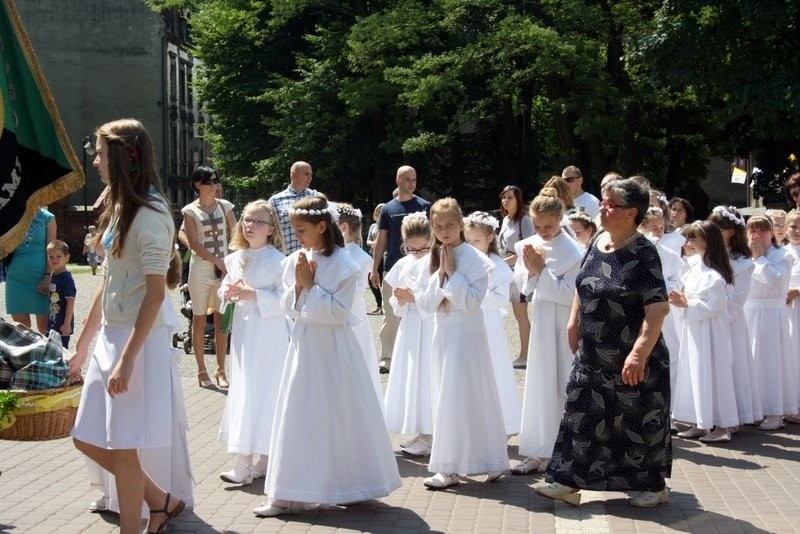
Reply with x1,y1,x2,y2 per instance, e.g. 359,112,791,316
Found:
562,165,600,218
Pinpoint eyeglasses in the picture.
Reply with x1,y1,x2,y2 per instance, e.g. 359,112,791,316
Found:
563,176,580,183
242,217,274,227
600,201,630,210
200,177,221,185
402,245,430,255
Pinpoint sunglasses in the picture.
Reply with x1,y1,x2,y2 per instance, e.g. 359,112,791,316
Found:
502,185,520,192
200,177,221,185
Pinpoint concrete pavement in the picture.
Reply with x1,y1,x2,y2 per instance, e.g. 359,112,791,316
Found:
0,270,798,533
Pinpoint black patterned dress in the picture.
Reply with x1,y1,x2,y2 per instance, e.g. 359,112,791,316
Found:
545,234,672,492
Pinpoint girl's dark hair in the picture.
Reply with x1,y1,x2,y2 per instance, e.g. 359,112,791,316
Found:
191,166,217,192
429,197,465,273
290,195,344,256
602,178,650,226
499,185,525,221
746,215,778,249
668,197,695,223
708,206,750,259
94,118,170,258
783,172,800,206
683,221,734,284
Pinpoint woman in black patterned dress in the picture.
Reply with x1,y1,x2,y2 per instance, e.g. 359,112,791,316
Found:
534,179,672,508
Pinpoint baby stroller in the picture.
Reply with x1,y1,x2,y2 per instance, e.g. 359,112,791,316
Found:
171,247,216,354
171,284,216,355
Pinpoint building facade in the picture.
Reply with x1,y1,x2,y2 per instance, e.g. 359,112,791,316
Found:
15,0,209,253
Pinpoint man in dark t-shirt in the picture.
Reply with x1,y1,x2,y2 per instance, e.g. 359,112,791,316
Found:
369,166,431,373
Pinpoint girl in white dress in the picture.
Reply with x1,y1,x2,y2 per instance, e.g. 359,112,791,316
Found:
639,206,687,412
463,211,522,436
744,215,798,430
68,119,185,534
336,203,383,405
383,212,435,455
509,191,583,475
217,200,290,485
669,221,739,442
708,206,761,427
255,196,401,517
416,198,509,490
784,209,800,424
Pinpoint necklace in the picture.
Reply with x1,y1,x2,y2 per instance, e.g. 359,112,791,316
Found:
603,232,638,251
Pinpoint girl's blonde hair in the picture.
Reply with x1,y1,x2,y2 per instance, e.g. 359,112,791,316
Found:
530,188,564,219
401,212,431,242
463,211,500,256
543,176,575,210
229,200,285,253
429,197,465,273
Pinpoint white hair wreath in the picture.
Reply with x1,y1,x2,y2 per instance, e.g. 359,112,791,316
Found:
402,211,428,225
712,205,745,226
463,212,499,230
289,203,339,223
336,204,362,219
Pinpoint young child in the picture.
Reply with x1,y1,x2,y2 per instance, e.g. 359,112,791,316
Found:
567,211,597,252
217,200,290,485
510,191,583,475
383,212,435,455
708,206,762,427
744,215,798,430
415,198,509,489
46,240,76,348
784,209,800,424
255,196,400,517
639,206,687,411
653,192,685,256
766,208,788,245
669,221,739,442
463,211,521,436
337,202,383,405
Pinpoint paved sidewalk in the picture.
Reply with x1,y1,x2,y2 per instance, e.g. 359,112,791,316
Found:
0,379,798,533
1,271,799,532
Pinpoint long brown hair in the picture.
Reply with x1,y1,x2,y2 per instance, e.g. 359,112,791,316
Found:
708,206,750,260
94,119,168,257
499,185,525,221
289,195,343,256
683,221,734,284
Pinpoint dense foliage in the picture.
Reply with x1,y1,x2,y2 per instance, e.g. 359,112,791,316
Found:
147,0,800,211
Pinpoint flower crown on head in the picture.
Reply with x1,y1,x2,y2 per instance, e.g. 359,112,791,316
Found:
289,203,339,223
336,204,362,219
657,195,667,205
646,206,664,217
402,211,428,225
712,205,745,226
463,212,499,230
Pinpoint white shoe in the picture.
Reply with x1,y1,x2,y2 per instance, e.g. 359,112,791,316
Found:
485,471,504,483
759,416,785,431
220,463,256,485
533,482,581,506
88,497,108,513
699,427,731,443
677,426,707,439
401,436,431,456
630,488,669,508
399,434,421,449
423,472,459,489
534,482,581,506
253,502,291,517
510,456,548,475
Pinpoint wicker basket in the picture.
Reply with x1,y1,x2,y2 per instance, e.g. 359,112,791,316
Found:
0,377,83,441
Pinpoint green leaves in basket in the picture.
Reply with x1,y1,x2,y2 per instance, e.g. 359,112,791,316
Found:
0,390,20,425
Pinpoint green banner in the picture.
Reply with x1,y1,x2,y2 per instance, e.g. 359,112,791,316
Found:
0,0,83,257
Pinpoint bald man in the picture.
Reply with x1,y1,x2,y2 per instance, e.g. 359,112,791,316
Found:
268,161,319,254
369,166,431,373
